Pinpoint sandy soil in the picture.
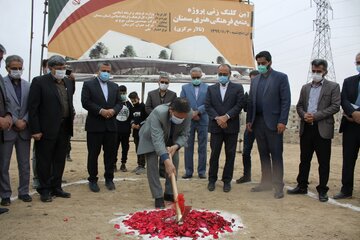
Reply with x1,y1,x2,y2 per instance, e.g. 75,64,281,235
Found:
0,141,359,240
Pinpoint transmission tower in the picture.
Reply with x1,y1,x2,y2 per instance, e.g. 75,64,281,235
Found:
308,0,336,82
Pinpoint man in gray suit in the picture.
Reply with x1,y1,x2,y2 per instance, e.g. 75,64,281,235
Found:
287,59,340,202
0,55,32,206
138,97,191,209
247,51,291,199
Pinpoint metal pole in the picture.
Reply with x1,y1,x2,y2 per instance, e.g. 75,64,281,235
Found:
40,0,49,76
28,0,34,81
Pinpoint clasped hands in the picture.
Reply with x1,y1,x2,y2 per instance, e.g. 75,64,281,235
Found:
215,115,229,129
100,108,115,119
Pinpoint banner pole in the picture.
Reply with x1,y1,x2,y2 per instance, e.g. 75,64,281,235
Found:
28,0,34,82
40,0,49,76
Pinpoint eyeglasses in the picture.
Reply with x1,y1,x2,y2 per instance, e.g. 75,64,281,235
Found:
101,70,111,73
311,70,323,73
160,81,169,84
9,67,23,70
192,77,201,79
218,73,228,76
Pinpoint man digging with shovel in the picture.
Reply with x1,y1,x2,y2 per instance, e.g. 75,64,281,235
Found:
137,97,192,209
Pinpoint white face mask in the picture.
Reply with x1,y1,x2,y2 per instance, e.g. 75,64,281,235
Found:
10,69,23,79
312,73,323,82
54,69,66,80
171,114,184,125
159,83,168,91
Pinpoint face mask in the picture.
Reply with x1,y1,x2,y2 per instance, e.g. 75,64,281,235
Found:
99,71,110,82
10,70,23,79
120,94,127,102
192,79,201,86
218,75,229,85
171,114,184,125
356,65,360,73
159,83,168,91
257,65,268,74
312,73,323,82
54,69,66,80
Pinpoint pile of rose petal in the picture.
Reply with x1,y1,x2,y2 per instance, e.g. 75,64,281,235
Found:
111,209,244,239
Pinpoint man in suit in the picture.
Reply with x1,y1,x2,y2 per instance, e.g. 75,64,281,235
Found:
81,62,122,193
138,97,191,208
334,52,360,199
205,64,244,193
28,55,75,202
145,73,177,177
180,67,209,179
236,70,259,184
287,59,340,202
0,55,32,207
247,51,291,199
0,44,12,214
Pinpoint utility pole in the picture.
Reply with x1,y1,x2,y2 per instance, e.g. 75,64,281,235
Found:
308,0,336,82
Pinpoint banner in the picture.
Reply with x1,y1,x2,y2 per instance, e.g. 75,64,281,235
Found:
48,0,254,70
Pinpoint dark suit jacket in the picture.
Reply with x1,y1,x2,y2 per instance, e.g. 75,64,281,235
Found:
296,79,340,139
145,88,177,115
81,77,122,132
339,74,360,133
247,69,291,131
28,73,75,139
205,81,244,134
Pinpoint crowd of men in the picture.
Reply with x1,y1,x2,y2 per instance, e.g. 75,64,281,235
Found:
0,44,359,212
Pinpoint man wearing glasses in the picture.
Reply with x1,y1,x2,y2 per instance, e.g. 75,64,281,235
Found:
180,67,208,179
205,64,244,193
334,52,360,200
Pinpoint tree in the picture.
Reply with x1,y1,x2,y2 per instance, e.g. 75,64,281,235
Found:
89,42,109,59
120,45,137,57
158,50,169,59
216,56,225,64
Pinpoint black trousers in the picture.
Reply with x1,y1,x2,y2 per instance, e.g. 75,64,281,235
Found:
115,133,130,164
87,132,117,182
133,132,145,167
35,122,70,194
341,122,360,195
242,129,255,177
208,132,238,183
297,123,331,193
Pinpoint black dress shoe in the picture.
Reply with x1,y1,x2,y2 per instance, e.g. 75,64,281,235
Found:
1,198,10,206
274,190,284,199
182,174,193,179
105,181,116,191
52,189,71,198
333,192,352,200
0,208,9,214
223,182,231,192
236,176,251,184
198,174,206,179
155,197,165,209
40,193,52,202
319,192,329,202
287,186,308,195
251,185,272,192
208,182,215,191
89,182,100,192
164,193,174,202
18,194,33,202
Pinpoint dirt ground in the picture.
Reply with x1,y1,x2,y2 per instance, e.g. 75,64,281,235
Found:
0,141,359,240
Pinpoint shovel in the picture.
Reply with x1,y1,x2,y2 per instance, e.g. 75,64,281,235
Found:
169,173,191,223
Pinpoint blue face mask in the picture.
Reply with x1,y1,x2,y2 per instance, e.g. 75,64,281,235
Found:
257,65,268,74
99,71,110,82
192,79,201,86
356,65,360,73
120,94,127,102
218,75,229,85
171,115,184,125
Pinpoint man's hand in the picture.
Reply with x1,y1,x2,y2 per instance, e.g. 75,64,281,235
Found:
100,109,115,119
167,145,179,157
15,119,27,131
0,116,11,130
32,133,43,141
351,111,360,124
131,123,140,129
164,158,176,177
304,113,314,123
246,123,252,132
277,123,286,134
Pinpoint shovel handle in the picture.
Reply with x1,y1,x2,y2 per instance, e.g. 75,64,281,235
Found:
170,173,182,222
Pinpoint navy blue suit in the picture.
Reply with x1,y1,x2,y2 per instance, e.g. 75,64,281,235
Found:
247,69,291,190
180,82,209,176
